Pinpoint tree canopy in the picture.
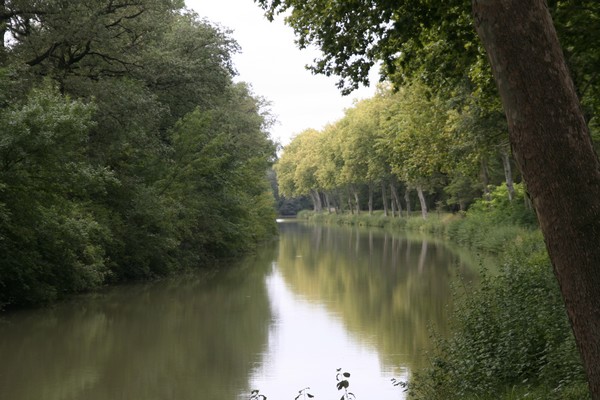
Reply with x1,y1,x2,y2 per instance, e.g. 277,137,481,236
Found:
0,0,277,308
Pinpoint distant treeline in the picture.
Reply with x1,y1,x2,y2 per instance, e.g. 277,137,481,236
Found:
0,0,277,308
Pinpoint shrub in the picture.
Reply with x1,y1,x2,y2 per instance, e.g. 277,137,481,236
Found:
445,183,537,255
408,232,588,400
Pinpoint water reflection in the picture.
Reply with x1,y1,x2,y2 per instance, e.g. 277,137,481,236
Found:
0,222,478,400
273,222,476,372
0,249,274,400
246,266,408,400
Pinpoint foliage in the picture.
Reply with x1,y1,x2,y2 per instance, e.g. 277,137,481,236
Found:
249,389,267,400
255,0,600,135
466,183,537,226
0,84,112,306
273,79,517,218
445,183,537,254
294,387,314,400
247,369,356,400
0,1,277,308
336,369,356,400
263,0,600,222
255,0,476,94
408,232,588,399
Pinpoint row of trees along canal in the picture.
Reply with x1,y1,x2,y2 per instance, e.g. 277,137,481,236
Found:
0,1,278,309
262,0,600,397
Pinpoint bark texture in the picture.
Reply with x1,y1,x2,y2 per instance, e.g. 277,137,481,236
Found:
473,1,600,397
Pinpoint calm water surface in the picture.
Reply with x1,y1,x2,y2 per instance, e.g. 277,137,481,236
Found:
0,221,479,400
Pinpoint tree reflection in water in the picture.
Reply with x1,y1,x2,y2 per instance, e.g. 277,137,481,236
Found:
245,221,478,400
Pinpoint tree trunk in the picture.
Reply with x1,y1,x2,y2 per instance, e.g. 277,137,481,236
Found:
310,191,318,212
404,189,411,216
347,188,354,214
324,191,332,214
390,180,403,217
382,181,389,217
416,185,428,219
481,157,491,200
473,1,600,397
368,182,374,215
353,187,360,214
311,189,323,212
501,149,515,201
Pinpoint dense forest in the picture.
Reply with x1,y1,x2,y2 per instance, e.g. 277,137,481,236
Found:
0,0,278,308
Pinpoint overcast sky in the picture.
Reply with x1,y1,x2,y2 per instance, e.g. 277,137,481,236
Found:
184,0,377,146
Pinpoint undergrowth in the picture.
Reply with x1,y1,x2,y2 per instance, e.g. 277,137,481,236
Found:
408,231,588,399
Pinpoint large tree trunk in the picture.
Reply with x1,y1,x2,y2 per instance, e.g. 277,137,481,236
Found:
404,189,412,216
310,192,319,212
473,1,600,397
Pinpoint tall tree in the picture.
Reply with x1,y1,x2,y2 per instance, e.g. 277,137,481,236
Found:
380,81,450,219
473,2,600,395
274,129,323,210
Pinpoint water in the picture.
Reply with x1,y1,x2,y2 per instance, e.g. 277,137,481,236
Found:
0,221,479,400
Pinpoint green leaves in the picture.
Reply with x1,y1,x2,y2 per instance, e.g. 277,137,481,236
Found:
0,84,111,306
409,234,587,399
0,1,277,307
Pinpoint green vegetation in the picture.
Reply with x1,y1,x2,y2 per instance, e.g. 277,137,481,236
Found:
409,239,589,400
410,186,587,399
0,1,277,309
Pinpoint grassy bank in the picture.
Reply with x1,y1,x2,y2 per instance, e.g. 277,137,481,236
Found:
298,184,590,399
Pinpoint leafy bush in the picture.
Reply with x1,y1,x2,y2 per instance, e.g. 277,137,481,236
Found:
445,183,537,254
467,183,537,227
408,232,588,400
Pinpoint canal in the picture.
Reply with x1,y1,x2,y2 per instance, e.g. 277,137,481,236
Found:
0,220,479,400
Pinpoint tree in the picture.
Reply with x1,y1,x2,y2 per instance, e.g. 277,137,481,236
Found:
380,81,451,219
0,84,111,306
337,101,378,214
256,0,600,396
473,3,600,395
314,123,345,213
0,0,278,307
274,129,324,211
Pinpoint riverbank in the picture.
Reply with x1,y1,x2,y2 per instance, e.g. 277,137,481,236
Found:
298,209,538,263
296,188,590,399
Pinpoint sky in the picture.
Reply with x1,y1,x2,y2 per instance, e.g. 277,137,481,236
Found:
184,0,378,146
